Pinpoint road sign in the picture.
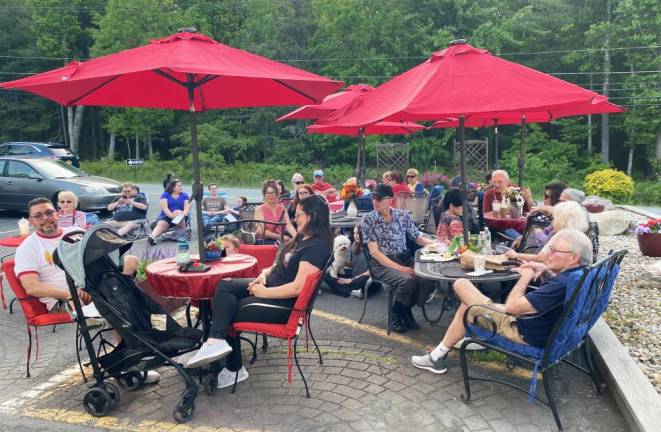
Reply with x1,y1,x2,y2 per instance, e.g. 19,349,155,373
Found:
126,159,144,166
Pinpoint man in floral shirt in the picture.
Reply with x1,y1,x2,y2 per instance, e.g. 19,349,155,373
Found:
360,184,436,332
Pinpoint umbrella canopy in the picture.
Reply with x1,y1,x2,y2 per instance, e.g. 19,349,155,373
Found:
0,28,342,261
317,41,613,127
316,40,622,242
276,84,373,121
0,31,342,110
308,120,424,136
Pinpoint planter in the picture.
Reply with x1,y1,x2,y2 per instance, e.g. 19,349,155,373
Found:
585,203,605,213
637,232,661,257
204,249,226,260
509,205,522,219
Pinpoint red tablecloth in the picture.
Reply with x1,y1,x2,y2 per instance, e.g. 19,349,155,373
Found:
483,211,527,234
0,235,27,247
146,254,259,300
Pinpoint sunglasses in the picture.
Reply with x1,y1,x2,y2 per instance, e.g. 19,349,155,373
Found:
294,181,304,185
59,200,73,204
406,174,417,178
30,209,57,220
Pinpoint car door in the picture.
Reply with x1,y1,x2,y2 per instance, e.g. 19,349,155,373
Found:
0,159,8,208
4,160,44,210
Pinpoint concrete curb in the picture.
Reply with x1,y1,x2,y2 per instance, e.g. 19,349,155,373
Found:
589,318,661,432
616,205,660,219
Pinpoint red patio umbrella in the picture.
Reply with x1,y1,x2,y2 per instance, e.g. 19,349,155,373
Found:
276,84,373,121
0,28,342,260
317,40,622,241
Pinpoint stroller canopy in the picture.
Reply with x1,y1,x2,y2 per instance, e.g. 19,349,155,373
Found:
56,224,133,288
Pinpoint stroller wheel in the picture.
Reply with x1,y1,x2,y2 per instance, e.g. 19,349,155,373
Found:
105,381,121,409
83,387,113,417
202,372,217,396
172,397,195,423
119,371,144,390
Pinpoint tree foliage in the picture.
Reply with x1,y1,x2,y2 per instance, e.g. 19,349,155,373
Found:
0,0,658,195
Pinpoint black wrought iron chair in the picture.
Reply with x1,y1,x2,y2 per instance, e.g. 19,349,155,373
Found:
459,249,627,430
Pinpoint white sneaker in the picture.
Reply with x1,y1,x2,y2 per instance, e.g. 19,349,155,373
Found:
217,366,249,389
453,337,486,351
143,370,160,384
350,289,364,299
185,340,233,369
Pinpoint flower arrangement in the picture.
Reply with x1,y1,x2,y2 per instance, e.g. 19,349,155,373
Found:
635,218,661,235
203,238,225,260
339,183,364,201
503,187,525,208
421,171,450,188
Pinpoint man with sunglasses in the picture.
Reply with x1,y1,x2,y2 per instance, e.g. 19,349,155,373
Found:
412,229,592,374
360,184,436,333
15,197,139,313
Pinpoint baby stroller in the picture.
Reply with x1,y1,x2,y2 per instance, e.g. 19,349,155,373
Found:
54,225,209,423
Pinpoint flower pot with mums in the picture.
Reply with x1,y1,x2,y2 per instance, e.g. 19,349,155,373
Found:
635,218,661,257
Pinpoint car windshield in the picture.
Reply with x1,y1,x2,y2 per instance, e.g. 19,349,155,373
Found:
49,147,74,156
33,159,87,178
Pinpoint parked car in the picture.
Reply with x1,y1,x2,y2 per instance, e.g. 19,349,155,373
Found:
0,141,80,167
0,157,121,212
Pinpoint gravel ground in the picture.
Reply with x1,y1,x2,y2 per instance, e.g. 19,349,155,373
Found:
598,210,661,393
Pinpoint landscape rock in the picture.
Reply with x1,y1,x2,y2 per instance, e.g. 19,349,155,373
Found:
589,209,633,236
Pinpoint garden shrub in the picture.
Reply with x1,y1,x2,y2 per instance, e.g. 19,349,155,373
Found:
584,168,635,203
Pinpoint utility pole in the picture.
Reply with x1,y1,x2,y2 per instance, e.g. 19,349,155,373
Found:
600,0,612,165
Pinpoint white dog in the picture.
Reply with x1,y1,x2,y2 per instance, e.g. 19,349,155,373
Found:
330,235,351,278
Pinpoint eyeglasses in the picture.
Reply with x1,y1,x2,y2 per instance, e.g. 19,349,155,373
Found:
406,174,417,178
298,191,311,196
30,209,57,220
548,245,575,256
294,181,304,185
59,200,73,204
265,190,277,195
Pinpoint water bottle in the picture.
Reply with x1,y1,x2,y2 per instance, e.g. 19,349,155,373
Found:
477,231,485,253
18,217,30,237
482,228,493,255
176,238,190,265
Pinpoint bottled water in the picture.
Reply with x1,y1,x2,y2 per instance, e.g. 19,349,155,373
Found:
482,228,493,255
176,238,191,265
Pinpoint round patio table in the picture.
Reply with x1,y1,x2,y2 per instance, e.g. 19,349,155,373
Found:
146,254,259,337
483,211,526,234
0,235,27,248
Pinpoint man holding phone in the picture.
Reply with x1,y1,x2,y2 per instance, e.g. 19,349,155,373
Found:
107,182,149,236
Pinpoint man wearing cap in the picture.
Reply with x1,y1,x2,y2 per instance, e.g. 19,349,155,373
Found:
360,184,436,333
311,169,338,202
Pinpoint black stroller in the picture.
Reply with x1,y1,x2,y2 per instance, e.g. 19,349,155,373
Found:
54,225,211,423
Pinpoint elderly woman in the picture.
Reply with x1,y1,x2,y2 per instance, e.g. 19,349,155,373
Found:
57,191,87,229
506,201,589,263
254,180,296,244
185,195,333,388
406,168,426,196
148,179,190,245
290,172,305,197
560,188,586,204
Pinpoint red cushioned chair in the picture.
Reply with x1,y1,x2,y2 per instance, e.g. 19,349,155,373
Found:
238,244,278,272
229,258,331,398
1,258,75,377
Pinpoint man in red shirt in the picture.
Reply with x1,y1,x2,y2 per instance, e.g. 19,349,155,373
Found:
311,169,338,202
482,169,534,214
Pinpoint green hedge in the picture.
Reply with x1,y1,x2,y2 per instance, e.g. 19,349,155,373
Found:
632,180,661,206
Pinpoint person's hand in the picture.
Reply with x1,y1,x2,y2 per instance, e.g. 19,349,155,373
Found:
337,277,353,285
76,288,91,304
511,238,521,249
519,261,547,279
251,272,267,287
505,249,518,260
513,265,535,280
247,282,267,297
397,264,415,275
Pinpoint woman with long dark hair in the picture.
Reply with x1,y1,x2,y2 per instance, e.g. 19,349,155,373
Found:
185,195,333,387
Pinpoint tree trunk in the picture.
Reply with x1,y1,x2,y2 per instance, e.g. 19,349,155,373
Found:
600,0,611,165
108,134,116,159
67,106,85,154
627,146,634,176
656,130,661,161
126,138,131,159
59,105,68,147
587,74,593,154
147,132,154,159
135,134,140,159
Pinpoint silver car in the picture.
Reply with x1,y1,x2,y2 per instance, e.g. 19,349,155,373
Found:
0,157,121,212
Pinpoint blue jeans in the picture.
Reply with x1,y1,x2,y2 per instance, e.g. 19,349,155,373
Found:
202,214,225,227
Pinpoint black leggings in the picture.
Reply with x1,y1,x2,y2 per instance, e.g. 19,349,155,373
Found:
209,278,295,371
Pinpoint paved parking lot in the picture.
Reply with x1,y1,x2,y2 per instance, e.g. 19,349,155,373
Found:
0,183,630,431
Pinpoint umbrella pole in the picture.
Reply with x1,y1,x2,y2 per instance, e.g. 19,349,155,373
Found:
359,128,366,184
188,87,206,263
518,116,526,188
494,120,499,170
459,115,469,244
